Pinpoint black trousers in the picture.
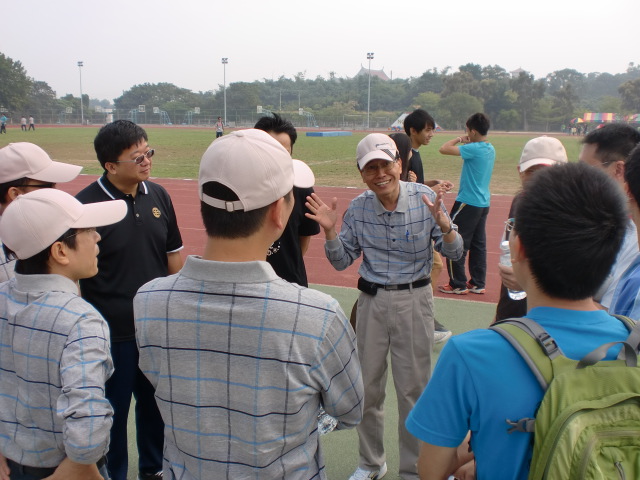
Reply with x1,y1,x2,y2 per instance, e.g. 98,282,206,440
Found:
446,201,490,289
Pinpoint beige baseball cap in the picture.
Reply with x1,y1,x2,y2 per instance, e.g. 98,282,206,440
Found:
0,189,126,259
0,142,82,184
356,134,399,170
199,129,315,212
519,137,568,172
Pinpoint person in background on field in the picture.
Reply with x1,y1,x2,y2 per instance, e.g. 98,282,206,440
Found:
306,133,463,480
407,162,629,479
135,129,363,479
579,123,640,309
438,113,495,296
76,120,184,480
0,114,7,134
215,116,224,138
495,136,568,322
0,189,127,480
254,113,320,286
608,144,640,319
28,116,35,131
403,109,455,342
20,116,27,132
0,142,82,283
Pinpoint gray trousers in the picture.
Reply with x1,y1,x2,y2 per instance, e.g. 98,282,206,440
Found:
355,284,434,480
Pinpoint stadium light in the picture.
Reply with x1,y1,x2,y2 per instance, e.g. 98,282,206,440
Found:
77,61,84,125
367,53,374,129
222,58,228,125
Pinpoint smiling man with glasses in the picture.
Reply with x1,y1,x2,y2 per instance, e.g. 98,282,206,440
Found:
0,142,82,282
76,120,184,480
306,133,463,480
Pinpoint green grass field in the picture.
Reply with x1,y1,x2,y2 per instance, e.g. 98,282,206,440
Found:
0,127,584,194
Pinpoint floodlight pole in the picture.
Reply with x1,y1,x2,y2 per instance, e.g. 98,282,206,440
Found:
222,58,228,125
367,52,374,129
77,61,84,125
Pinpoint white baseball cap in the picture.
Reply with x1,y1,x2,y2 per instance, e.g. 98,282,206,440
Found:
356,134,399,170
0,142,82,184
0,189,127,259
519,137,568,173
199,129,315,212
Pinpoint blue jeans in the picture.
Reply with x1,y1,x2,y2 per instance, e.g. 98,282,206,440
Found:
106,340,163,480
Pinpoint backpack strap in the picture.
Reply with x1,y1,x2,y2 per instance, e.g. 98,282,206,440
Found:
611,314,640,357
491,318,562,391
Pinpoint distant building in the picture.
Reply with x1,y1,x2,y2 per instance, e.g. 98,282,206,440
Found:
354,65,390,81
510,67,526,78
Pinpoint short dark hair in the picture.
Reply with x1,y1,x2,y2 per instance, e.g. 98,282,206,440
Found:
8,229,79,275
0,177,29,205
625,145,640,206
389,132,412,181
466,113,490,136
403,109,435,136
254,113,297,152
200,182,292,238
94,120,148,170
515,162,627,300
582,123,640,167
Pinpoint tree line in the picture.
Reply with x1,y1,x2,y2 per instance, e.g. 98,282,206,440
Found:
2,51,640,131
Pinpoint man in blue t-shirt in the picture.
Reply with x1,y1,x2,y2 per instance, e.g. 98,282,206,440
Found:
407,162,630,479
438,113,495,295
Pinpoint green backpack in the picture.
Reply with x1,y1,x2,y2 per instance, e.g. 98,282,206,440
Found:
491,316,640,480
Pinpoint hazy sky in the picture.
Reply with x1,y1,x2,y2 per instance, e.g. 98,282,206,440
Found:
3,0,638,102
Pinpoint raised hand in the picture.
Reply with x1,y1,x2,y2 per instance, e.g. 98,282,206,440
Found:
305,193,339,238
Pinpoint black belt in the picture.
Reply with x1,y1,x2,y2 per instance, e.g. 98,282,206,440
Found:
375,277,431,291
7,456,106,478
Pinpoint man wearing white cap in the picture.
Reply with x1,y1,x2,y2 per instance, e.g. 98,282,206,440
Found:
305,133,463,480
134,128,363,480
0,189,126,480
0,142,82,283
495,136,568,322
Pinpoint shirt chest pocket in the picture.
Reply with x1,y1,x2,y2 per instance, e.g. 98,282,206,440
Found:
405,228,431,256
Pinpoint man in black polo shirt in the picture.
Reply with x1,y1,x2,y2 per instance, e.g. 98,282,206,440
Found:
76,120,184,480
254,113,320,286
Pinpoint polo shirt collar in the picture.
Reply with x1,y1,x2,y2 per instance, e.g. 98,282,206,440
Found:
372,181,408,215
98,174,148,200
180,255,281,283
14,273,79,295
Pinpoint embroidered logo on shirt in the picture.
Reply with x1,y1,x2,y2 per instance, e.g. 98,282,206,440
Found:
152,207,161,218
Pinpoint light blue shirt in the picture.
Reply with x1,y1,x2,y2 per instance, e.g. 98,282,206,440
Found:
456,142,495,207
610,253,640,320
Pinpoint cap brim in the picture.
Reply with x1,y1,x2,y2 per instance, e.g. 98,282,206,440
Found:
357,150,396,170
519,159,560,172
29,161,83,183
71,199,128,229
292,160,315,189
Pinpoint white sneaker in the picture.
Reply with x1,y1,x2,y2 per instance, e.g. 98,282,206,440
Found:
348,462,388,480
434,330,452,344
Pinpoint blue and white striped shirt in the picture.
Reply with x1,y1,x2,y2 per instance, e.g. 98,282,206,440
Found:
326,181,463,285
134,257,363,479
0,273,113,467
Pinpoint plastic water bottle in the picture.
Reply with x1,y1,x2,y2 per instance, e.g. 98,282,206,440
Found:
317,407,338,435
500,241,527,300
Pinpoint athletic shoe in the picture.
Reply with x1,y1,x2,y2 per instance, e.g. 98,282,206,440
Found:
434,329,452,344
466,282,486,294
438,284,468,295
348,462,388,480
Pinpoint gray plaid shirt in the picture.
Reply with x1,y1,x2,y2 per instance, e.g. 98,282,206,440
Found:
135,257,363,479
0,273,113,467
326,181,463,284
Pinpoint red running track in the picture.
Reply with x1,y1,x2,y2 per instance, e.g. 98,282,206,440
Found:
60,176,513,305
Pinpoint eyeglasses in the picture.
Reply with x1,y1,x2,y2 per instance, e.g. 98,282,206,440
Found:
64,227,97,239
505,218,515,233
116,149,155,165
362,160,398,177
